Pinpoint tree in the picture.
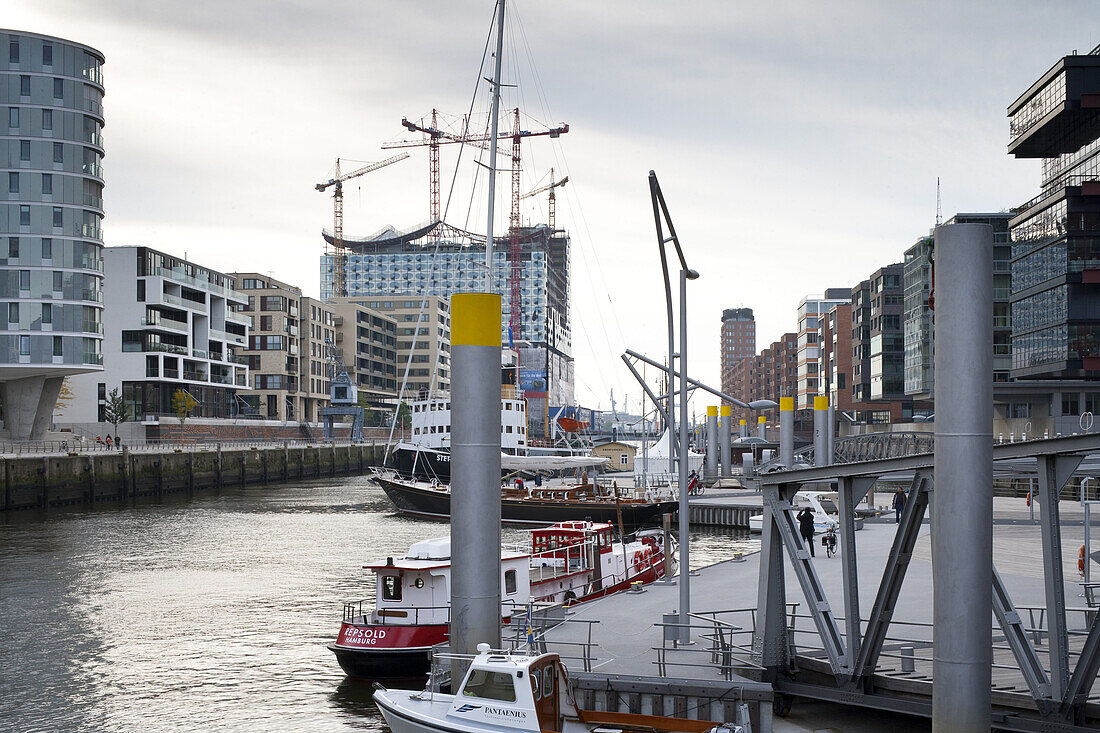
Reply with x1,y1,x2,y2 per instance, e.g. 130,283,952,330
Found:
397,401,411,429
54,378,75,418
171,389,198,426
102,387,128,438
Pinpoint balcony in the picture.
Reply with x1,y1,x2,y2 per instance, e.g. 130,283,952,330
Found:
81,163,103,179
148,266,245,302
83,194,103,209
147,342,188,356
210,373,232,385
82,352,103,365
210,328,246,344
141,316,187,333
235,374,247,386
192,348,211,360
81,321,104,334
183,370,208,382
81,289,102,302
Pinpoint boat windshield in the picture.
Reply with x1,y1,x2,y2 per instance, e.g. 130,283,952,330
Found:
461,669,517,702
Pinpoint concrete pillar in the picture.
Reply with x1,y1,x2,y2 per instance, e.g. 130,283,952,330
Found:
449,293,503,662
719,406,732,479
757,415,766,440
0,375,64,440
814,396,829,466
780,397,794,468
932,223,993,733
739,418,748,439
704,406,718,483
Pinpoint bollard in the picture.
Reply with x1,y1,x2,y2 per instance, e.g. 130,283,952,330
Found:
813,396,829,466
932,222,993,733
758,414,766,441
739,418,748,439
901,645,916,673
662,512,674,579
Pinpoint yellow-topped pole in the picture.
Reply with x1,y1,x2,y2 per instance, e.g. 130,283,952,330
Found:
758,414,767,440
449,292,503,661
813,395,829,466
704,405,719,482
780,396,794,467
719,405,732,478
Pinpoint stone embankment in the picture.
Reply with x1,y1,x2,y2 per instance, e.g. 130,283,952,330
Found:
1,443,385,511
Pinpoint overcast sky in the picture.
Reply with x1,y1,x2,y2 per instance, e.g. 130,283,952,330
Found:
6,1,1097,415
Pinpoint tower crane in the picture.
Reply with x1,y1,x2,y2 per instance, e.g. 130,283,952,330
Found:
520,168,569,233
315,153,408,299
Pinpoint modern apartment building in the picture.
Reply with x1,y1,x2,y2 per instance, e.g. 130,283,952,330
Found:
795,289,849,409
1007,46,1100,379
65,246,250,425
231,274,338,423
719,307,755,397
903,213,1013,399
328,297,398,408
1,31,106,438
346,295,451,400
727,331,798,426
320,221,573,404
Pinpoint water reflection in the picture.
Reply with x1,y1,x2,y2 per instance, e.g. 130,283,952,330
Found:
0,476,758,731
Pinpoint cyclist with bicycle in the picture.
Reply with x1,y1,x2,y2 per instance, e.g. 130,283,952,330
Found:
797,506,816,557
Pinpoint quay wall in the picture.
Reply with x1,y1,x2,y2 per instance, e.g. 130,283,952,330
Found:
1,443,385,512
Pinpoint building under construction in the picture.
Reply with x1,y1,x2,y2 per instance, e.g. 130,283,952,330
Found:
319,220,574,435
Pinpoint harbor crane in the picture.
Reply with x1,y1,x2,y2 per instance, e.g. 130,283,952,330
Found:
315,153,408,298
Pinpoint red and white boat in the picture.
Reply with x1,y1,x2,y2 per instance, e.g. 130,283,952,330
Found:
329,521,673,679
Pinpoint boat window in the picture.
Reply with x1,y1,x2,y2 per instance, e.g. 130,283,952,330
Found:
381,575,402,601
819,499,838,514
504,569,517,595
542,666,554,698
461,670,517,702
531,669,541,698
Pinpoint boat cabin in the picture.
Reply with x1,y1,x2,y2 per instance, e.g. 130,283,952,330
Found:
364,537,531,625
447,646,571,732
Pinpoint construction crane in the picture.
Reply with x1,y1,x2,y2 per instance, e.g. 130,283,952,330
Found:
315,153,408,299
520,168,569,233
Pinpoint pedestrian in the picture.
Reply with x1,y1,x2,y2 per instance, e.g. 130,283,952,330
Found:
105,435,112,449
893,488,906,524
581,469,589,485
115,435,122,449
534,472,543,487
797,506,816,557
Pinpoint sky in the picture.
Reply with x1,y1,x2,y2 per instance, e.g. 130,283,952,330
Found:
5,0,1097,415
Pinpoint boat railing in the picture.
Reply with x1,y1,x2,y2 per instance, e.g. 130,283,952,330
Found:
342,600,452,625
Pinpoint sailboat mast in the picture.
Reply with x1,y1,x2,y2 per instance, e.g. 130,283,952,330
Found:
484,0,506,291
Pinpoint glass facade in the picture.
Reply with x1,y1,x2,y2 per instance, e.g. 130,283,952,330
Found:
1,31,105,378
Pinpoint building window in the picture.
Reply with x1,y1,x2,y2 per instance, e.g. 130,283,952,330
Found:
19,335,30,356
19,270,30,291
20,75,30,97
9,39,19,64
7,237,17,258
41,303,51,324
53,78,63,99
8,107,18,128
53,336,63,357
19,205,30,226
40,238,51,260
1063,393,1081,416
41,174,52,195
53,271,63,291
620,453,629,466
8,303,18,323
20,140,29,161
8,172,18,193
42,44,52,66
136,279,145,302
52,207,63,228
53,142,62,163
42,108,52,130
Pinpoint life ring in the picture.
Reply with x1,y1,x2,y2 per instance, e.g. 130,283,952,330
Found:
1080,545,1086,577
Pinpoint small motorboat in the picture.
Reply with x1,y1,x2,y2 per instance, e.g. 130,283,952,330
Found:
748,490,842,534
330,521,675,679
374,644,745,733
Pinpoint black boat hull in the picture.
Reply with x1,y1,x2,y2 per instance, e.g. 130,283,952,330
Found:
373,475,676,528
328,645,431,679
390,446,452,482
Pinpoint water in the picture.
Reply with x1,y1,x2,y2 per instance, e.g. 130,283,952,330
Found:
1,476,758,731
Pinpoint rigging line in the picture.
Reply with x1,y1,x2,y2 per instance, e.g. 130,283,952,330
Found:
384,2,499,461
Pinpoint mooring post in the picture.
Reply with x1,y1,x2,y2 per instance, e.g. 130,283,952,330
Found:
932,222,993,733
757,415,766,441
740,418,748,439
780,397,794,468
705,406,718,484
814,395,829,466
719,406,732,479
449,292,503,682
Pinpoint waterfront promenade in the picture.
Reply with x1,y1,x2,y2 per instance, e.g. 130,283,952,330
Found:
544,496,1100,728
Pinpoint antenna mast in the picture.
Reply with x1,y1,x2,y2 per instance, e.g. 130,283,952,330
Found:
484,0,505,290
936,177,942,226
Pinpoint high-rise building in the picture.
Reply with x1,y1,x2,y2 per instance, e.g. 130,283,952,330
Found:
65,247,250,426
795,289,849,409
720,308,755,397
1,31,106,439
727,331,798,425
903,213,1013,399
319,221,573,406
867,264,906,401
1007,46,1100,379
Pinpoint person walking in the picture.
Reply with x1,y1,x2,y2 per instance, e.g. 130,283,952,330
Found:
105,435,112,449
893,488,907,524
797,506,816,557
